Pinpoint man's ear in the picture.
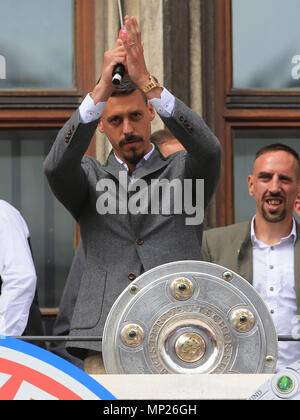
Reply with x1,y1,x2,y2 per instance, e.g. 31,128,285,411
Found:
98,119,105,133
297,180,300,196
248,174,254,196
148,103,156,122
294,195,300,218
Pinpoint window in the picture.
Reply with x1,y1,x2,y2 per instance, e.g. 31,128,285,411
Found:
0,0,74,90
0,0,95,326
213,0,300,226
232,0,300,90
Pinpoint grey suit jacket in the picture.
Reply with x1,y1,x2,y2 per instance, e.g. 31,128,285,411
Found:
202,220,300,315
44,96,222,359
50,241,85,368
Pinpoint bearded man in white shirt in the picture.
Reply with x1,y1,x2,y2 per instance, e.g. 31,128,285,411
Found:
44,15,221,372
202,143,300,372
0,200,37,337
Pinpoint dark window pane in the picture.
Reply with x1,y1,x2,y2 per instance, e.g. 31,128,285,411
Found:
0,130,74,307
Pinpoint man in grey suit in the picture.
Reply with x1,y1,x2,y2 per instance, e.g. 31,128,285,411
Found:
202,143,300,372
44,16,221,372
49,129,185,369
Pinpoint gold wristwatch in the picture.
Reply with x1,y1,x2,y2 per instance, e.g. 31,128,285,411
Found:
140,75,160,94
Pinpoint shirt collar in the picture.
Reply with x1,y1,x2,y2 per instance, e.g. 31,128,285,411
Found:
250,215,297,246
114,143,155,174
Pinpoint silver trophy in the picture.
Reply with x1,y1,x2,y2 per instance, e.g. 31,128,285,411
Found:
103,261,277,374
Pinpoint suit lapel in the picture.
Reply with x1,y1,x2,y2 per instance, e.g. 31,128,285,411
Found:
134,148,169,180
102,150,127,180
102,147,169,181
237,221,253,285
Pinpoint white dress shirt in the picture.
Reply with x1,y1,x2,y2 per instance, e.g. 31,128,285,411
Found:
0,200,37,336
251,217,300,371
114,143,155,181
79,86,175,124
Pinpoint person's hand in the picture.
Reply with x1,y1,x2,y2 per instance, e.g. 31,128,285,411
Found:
121,16,150,89
91,39,126,104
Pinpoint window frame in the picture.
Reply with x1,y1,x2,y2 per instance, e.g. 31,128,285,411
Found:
0,0,95,125
0,0,95,319
213,0,300,226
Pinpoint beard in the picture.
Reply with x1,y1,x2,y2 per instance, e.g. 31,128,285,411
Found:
125,148,145,165
119,134,145,165
261,194,286,223
262,205,286,223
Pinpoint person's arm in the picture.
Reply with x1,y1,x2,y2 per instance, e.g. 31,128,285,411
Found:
44,109,99,220
201,230,212,262
50,241,85,369
145,81,221,207
0,205,37,336
122,16,221,206
160,97,222,206
44,36,129,219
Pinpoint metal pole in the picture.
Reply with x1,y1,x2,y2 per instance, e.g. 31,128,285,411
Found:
9,335,300,342
117,0,124,28
11,336,102,342
278,335,300,341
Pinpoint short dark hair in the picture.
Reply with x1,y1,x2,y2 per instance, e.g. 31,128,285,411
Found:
111,75,148,104
150,129,174,145
96,74,148,103
254,143,300,179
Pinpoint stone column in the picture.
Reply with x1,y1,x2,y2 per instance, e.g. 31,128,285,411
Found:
189,0,202,117
94,0,164,163
94,0,120,163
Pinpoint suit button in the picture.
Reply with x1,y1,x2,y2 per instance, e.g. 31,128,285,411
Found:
65,131,72,142
136,238,144,245
128,272,136,281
